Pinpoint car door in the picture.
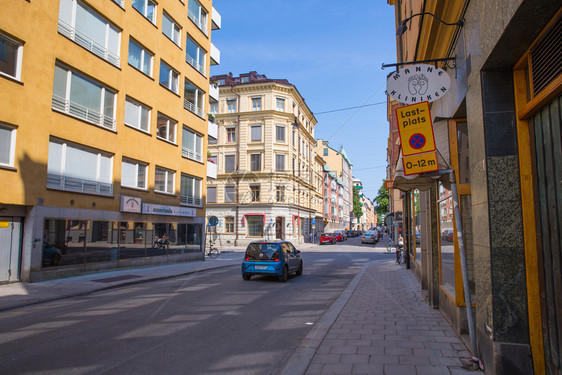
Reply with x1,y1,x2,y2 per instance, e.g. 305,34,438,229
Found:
280,243,293,271
287,242,300,272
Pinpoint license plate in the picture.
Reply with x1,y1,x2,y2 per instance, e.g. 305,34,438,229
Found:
254,265,268,270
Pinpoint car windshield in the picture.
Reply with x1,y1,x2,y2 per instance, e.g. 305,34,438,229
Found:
321,233,331,236
245,243,280,261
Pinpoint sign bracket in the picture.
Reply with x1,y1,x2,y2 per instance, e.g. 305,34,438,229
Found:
382,57,456,70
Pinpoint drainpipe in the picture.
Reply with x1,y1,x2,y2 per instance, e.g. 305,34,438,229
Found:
233,88,241,246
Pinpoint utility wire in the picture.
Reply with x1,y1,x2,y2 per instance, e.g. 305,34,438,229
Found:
315,101,387,115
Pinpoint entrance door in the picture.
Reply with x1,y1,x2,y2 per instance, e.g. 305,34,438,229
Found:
532,94,562,375
275,217,284,240
0,217,22,283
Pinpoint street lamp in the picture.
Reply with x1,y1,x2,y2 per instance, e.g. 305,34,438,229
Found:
396,12,463,36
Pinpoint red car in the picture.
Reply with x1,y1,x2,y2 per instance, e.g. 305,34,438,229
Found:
319,233,336,245
333,232,344,242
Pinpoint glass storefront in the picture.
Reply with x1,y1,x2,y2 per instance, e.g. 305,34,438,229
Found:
438,183,455,298
42,219,202,268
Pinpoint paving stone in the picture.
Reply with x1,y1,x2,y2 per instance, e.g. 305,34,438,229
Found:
383,363,417,375
320,363,354,374
415,365,453,375
341,354,370,364
368,354,399,364
385,347,413,356
357,346,385,355
331,345,358,354
398,354,431,365
311,353,341,364
352,363,384,374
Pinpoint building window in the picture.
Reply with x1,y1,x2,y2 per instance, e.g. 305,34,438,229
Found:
156,113,177,143
276,186,285,202
217,79,225,85
276,154,285,171
210,103,218,114
155,166,175,194
124,97,150,132
121,158,147,189
225,216,234,233
58,0,120,67
132,0,157,24
182,127,203,162
0,33,23,81
323,148,328,156
250,185,260,202
128,39,153,76
188,0,208,35
252,97,262,111
159,61,179,94
0,123,16,167
162,12,181,46
250,125,262,142
224,154,235,173
276,97,285,112
250,154,261,171
184,79,205,117
52,64,116,130
227,99,237,113
224,185,235,203
180,174,202,206
246,216,263,237
276,125,285,142
207,186,216,203
47,138,113,196
226,127,236,143
112,0,125,8
185,35,206,76
240,76,249,83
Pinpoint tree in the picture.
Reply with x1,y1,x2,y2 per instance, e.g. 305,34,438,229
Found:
373,181,389,217
352,187,363,219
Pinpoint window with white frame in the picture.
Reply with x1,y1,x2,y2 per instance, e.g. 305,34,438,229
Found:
121,158,147,189
224,185,235,203
155,166,175,194
240,76,249,83
132,0,157,24
250,124,262,142
0,123,16,167
52,64,116,130
246,216,263,237
188,0,208,35
162,12,181,46
124,97,150,132
227,99,236,113
156,113,176,143
184,78,205,117
210,103,218,114
0,33,23,80
250,153,261,171
276,154,285,171
276,97,285,112
185,35,206,76
128,39,153,76
159,61,179,94
58,0,121,66
224,154,235,172
276,125,285,142
182,126,203,162
180,174,202,206
207,186,216,203
226,127,236,143
47,138,113,195
251,97,262,111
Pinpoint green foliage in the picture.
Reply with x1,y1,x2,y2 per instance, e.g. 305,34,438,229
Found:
374,181,389,216
352,187,363,218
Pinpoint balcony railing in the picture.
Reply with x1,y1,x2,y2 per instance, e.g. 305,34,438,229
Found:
52,94,116,131
180,194,203,207
187,10,208,36
181,147,203,162
184,98,205,118
58,20,120,67
47,173,113,196
186,54,206,76
112,0,124,8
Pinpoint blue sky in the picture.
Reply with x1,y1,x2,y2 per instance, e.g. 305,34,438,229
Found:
211,0,397,200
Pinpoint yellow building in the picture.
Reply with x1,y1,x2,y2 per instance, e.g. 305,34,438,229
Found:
206,72,320,245
0,0,221,282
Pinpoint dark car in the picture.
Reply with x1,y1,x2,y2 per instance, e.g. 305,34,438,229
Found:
42,241,62,266
241,241,303,282
320,233,336,245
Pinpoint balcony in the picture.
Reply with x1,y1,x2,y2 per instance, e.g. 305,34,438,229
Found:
187,10,208,36
180,195,203,207
210,42,220,65
208,118,218,140
207,160,217,179
47,173,113,196
211,7,221,30
52,94,116,131
184,98,205,118
181,147,203,163
209,82,219,102
186,54,206,76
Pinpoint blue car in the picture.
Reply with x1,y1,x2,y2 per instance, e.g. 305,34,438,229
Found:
241,241,303,282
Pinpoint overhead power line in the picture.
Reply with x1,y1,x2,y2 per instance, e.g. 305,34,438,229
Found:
315,101,387,115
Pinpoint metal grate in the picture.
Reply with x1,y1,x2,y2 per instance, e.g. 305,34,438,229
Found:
530,15,562,97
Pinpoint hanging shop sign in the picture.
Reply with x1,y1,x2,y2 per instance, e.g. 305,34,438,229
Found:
386,64,451,104
384,180,394,189
396,101,436,156
402,152,439,175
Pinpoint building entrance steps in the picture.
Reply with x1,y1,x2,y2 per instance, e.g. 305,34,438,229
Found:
282,260,482,375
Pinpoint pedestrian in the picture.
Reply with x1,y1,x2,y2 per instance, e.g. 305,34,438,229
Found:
309,231,314,243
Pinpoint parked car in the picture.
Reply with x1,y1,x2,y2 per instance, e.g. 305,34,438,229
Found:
361,230,378,244
320,233,336,245
441,230,454,242
334,230,347,240
415,230,421,244
333,232,344,242
42,241,62,266
241,241,303,282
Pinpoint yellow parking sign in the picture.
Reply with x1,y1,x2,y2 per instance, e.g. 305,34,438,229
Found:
396,102,436,156
403,152,439,175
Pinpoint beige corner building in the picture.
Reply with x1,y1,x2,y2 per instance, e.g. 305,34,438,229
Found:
0,0,221,282
206,72,322,245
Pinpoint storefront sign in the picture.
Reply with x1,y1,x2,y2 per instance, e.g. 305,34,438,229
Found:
0,221,10,228
386,64,451,104
384,180,394,189
142,203,196,217
403,152,439,175
396,101,436,156
120,195,142,213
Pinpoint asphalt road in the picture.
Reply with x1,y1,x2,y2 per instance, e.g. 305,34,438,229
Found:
0,236,391,375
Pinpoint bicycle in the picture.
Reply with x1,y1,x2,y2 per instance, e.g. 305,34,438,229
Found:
206,240,219,259
395,244,403,264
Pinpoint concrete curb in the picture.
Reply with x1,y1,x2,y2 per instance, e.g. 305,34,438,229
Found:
280,260,373,375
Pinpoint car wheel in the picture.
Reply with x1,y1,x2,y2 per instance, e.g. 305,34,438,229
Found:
242,273,251,281
51,253,61,266
296,261,303,276
279,266,288,282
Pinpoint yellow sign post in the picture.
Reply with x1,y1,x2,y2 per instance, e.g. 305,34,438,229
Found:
402,152,439,175
396,101,436,156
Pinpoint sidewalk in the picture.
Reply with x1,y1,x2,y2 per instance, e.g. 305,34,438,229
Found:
283,260,481,375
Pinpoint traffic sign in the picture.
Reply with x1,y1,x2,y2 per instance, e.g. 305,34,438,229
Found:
402,152,439,175
396,102,436,156
208,216,219,226
384,180,394,189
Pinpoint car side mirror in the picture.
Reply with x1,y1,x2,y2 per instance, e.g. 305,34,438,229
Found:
295,250,301,254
